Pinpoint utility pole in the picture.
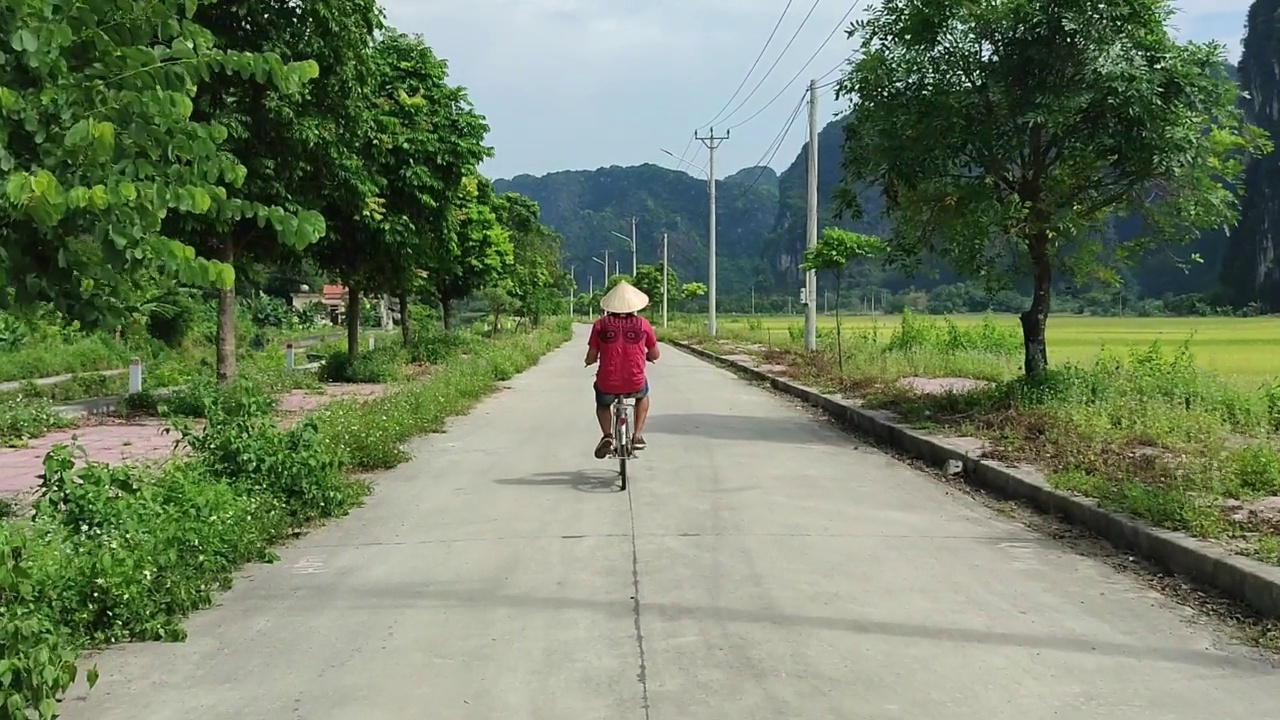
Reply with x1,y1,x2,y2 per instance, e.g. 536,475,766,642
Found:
697,127,729,336
804,78,819,352
630,216,638,276
661,232,669,328
569,265,575,317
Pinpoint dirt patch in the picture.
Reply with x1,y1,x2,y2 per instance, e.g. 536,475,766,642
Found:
1224,497,1280,533
895,376,992,395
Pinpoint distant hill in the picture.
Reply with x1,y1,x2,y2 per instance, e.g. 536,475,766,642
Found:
498,60,1253,302
494,164,777,292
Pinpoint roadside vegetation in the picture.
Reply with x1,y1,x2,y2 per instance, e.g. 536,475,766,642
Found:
0,0,575,716
671,308,1280,565
664,0,1280,573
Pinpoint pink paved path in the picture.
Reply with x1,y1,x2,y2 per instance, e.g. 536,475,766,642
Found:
0,384,386,496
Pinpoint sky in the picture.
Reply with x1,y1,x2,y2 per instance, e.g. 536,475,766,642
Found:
380,1,1255,182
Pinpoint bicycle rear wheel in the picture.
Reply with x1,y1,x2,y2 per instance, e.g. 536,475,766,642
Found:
614,400,630,491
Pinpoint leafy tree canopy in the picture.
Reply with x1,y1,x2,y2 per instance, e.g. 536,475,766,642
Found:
0,0,326,324
833,0,1269,375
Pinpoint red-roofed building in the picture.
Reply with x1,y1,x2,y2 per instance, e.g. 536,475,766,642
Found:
293,284,348,325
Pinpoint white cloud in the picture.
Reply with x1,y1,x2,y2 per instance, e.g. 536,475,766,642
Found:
378,0,1258,179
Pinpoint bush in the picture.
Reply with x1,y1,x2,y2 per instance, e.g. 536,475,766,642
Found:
405,326,481,364
320,345,405,383
0,319,572,719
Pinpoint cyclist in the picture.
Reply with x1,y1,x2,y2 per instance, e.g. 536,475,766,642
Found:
584,281,659,458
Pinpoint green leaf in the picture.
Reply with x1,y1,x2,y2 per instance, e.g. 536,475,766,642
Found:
10,29,36,53
63,119,90,147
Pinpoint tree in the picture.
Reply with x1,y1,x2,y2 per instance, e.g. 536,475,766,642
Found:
801,228,884,371
632,264,680,320
493,192,568,327
180,0,382,380
369,32,492,344
427,176,512,328
633,264,677,301
605,273,634,292
833,0,1270,376
0,0,326,337
680,281,707,308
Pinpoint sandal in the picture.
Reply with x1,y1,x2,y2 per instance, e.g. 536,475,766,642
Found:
594,435,614,459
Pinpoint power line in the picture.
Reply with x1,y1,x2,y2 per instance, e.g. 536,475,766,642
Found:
814,56,847,86
727,1,862,131
727,91,808,204
701,0,798,129
716,0,825,128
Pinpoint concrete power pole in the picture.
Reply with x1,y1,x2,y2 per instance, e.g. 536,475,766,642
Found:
804,78,819,352
569,265,575,318
662,232,669,328
630,216,638,276
697,127,729,336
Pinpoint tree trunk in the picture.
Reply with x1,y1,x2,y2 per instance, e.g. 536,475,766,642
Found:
398,292,411,345
215,237,236,383
490,308,501,338
441,295,453,329
346,285,361,358
834,272,844,374
1019,233,1052,377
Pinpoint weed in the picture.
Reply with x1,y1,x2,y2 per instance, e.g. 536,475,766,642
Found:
0,397,73,448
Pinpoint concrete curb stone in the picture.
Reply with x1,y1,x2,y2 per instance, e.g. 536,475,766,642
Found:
670,338,1280,620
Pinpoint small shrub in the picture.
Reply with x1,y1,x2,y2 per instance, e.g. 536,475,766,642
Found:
405,327,480,365
320,346,405,383
0,397,73,448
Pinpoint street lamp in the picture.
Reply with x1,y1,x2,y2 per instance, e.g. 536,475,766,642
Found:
609,230,636,276
591,254,607,289
568,265,575,317
660,149,707,177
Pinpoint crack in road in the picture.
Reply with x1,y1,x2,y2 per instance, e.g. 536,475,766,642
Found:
627,484,653,720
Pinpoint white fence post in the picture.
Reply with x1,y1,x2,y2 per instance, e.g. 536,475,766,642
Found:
285,343,295,370
128,358,143,394
368,335,375,351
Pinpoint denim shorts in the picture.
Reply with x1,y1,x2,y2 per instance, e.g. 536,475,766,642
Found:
594,381,650,408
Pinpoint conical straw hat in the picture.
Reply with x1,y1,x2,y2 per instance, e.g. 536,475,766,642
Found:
600,281,649,314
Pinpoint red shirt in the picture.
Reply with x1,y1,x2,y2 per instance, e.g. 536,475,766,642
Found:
589,314,656,394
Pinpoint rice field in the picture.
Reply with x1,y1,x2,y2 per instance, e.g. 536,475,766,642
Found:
673,312,1280,386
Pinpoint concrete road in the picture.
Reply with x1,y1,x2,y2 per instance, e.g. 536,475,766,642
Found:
62,326,1280,719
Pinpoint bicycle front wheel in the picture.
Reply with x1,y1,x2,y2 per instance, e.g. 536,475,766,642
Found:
619,455,628,490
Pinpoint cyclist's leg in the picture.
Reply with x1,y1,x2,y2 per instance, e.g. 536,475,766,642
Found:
632,381,651,448
593,383,615,458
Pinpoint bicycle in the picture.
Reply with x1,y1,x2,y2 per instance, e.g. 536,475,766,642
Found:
605,392,643,490
587,359,654,492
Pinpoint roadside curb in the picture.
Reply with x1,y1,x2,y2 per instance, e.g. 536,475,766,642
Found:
670,338,1280,620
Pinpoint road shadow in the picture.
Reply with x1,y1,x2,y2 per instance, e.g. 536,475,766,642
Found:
326,585,1273,675
646,412,846,446
493,468,621,493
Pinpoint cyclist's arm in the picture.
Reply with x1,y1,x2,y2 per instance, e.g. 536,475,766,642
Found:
585,323,601,365
644,323,659,361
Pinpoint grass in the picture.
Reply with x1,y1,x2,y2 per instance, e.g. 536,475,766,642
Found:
686,312,1280,387
664,310,1280,565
